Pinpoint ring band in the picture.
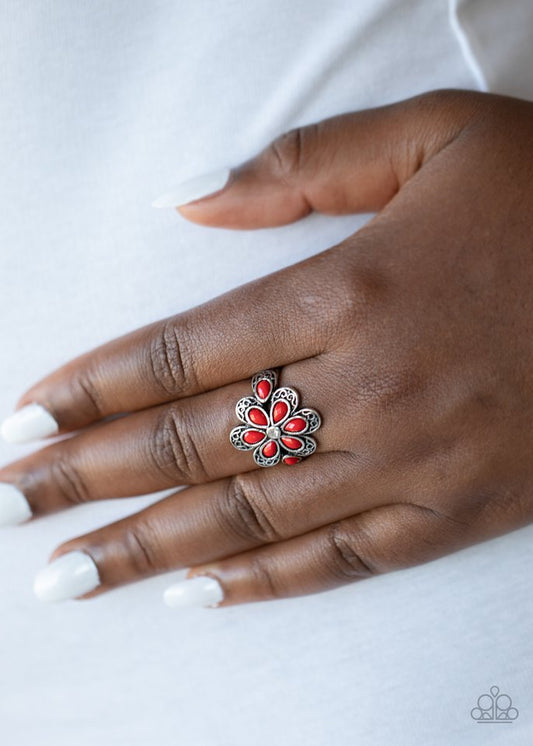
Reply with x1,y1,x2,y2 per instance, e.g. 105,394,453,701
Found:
229,369,322,467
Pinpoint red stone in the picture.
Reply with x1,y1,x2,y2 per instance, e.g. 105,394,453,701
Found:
281,436,303,451
284,417,306,433
283,456,301,465
249,407,268,426
243,429,265,445
262,440,278,458
272,400,289,423
256,379,272,401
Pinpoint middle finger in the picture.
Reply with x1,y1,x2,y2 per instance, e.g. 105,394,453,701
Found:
0,369,332,517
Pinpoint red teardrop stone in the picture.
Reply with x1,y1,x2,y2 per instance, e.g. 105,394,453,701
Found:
281,436,302,451
272,400,289,423
243,429,265,444
284,417,306,433
256,379,271,401
249,407,268,426
262,440,278,458
283,456,301,465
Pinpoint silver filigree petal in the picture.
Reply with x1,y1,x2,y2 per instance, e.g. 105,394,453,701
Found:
251,369,278,404
235,396,269,429
253,439,281,467
298,436,317,458
229,425,256,451
297,408,321,434
270,386,298,425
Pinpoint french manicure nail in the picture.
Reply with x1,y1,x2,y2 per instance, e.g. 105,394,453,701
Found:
0,483,32,526
152,167,231,208
163,576,224,609
1,403,59,444
33,551,100,603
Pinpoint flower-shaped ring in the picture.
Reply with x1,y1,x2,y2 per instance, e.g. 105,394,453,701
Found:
229,370,322,467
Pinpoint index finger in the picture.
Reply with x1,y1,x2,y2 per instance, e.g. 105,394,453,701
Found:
2,250,346,442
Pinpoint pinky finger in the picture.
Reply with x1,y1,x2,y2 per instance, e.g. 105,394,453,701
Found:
163,503,464,609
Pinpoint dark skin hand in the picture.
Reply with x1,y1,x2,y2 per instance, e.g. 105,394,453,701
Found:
2,89,532,605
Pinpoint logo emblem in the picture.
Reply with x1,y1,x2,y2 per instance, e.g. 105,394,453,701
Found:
470,686,519,723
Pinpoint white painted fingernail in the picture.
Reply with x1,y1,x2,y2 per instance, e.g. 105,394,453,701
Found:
33,551,100,603
152,167,231,208
163,576,224,609
1,403,59,444
0,483,32,525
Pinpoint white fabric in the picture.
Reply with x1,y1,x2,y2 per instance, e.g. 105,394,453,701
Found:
452,0,533,99
0,1,532,744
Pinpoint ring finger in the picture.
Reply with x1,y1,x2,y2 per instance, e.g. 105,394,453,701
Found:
0,361,333,519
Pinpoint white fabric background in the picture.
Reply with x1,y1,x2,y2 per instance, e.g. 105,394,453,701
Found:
0,1,531,744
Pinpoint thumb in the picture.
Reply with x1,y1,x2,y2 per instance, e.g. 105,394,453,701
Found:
155,89,484,229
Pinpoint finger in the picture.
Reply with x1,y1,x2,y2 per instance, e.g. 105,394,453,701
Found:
5,91,480,443
4,91,485,444
3,248,348,442
31,452,386,602
0,364,330,517
169,503,472,607
175,90,486,229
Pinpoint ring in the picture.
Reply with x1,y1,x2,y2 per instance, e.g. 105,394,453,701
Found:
229,369,322,467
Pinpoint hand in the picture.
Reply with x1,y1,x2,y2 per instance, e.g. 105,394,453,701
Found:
1,89,532,608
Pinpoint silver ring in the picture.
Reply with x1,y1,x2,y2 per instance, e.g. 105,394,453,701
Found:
229,369,322,467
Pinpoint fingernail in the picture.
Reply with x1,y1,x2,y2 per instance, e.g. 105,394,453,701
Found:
33,551,100,603
0,483,32,526
152,167,231,208
1,403,59,444
163,575,224,609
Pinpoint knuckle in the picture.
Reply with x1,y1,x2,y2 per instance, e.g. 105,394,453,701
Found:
349,261,390,311
123,524,159,575
326,523,378,581
70,367,105,420
148,319,197,398
328,252,391,338
289,249,391,348
466,483,527,528
218,475,282,544
248,555,279,600
416,88,487,119
347,254,391,313
49,455,90,507
150,408,207,483
268,126,308,184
